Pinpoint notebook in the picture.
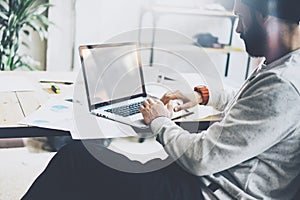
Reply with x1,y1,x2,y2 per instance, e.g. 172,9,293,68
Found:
79,42,191,129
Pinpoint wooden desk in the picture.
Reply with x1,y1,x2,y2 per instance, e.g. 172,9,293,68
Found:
0,71,76,138
0,71,221,139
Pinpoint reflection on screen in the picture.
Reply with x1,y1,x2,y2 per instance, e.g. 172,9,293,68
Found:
82,44,144,105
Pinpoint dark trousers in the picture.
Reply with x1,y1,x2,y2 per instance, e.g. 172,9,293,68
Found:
22,140,204,200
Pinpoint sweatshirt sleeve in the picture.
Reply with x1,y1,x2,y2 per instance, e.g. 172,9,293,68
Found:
207,84,238,111
151,73,300,176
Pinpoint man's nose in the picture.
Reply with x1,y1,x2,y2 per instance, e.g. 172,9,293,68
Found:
235,19,242,34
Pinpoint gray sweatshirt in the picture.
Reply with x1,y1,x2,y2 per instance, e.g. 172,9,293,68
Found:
151,49,300,200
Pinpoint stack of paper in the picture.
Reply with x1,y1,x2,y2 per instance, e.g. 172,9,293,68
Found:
18,98,137,139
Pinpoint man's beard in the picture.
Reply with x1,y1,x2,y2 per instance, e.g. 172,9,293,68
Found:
240,15,267,57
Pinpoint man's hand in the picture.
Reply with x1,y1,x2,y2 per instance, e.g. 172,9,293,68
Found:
160,90,202,112
139,99,172,125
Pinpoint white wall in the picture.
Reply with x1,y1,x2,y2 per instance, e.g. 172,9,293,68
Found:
46,0,251,85
47,0,75,71
140,1,250,85
73,0,144,70
47,0,144,71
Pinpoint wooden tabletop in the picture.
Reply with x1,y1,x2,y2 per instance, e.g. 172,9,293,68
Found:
0,71,76,138
0,71,221,139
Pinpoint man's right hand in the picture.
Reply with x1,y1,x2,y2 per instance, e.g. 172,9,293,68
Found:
160,90,203,112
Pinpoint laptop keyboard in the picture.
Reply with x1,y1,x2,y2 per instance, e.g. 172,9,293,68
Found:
105,101,143,117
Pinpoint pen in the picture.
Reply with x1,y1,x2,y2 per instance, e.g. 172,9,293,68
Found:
40,81,73,85
171,111,194,121
51,83,61,94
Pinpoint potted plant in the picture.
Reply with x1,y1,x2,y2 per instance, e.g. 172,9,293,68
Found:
0,0,52,71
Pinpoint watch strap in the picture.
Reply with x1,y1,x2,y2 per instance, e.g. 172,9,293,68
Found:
194,86,209,105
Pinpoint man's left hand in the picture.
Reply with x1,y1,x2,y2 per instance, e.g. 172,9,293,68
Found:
139,99,172,125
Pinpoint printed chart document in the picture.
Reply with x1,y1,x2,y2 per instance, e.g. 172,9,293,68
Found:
18,98,165,163
19,98,138,139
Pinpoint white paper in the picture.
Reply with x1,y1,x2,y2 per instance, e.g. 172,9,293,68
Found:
174,105,220,122
71,113,137,140
145,84,169,99
18,98,138,139
108,137,168,164
0,75,36,92
18,98,74,131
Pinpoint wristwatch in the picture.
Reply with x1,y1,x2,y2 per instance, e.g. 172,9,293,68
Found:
194,86,209,105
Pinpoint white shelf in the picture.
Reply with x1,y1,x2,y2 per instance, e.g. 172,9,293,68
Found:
147,6,236,18
139,5,244,77
140,43,244,54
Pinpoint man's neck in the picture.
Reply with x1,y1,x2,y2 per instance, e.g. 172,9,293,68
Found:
265,22,300,64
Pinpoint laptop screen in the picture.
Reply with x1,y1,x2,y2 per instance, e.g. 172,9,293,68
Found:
79,43,146,108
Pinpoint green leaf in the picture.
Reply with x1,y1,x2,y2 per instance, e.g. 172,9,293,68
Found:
33,5,48,16
0,0,9,12
21,41,29,49
23,63,35,71
7,14,17,29
0,0,54,71
26,21,47,40
26,24,36,33
22,29,30,35
0,10,8,20
13,43,19,51
36,15,51,27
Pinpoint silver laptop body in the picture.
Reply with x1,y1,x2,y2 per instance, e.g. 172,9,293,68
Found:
79,42,148,129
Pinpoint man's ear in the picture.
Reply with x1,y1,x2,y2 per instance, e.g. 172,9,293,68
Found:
255,11,270,26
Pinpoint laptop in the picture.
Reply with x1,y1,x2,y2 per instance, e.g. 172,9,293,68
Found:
79,42,191,129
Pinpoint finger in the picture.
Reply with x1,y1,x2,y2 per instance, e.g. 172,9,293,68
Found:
174,102,193,112
155,99,163,104
139,105,145,111
147,98,155,105
163,90,184,101
166,103,173,118
161,92,177,104
167,103,172,112
174,106,180,112
143,100,150,108
139,105,148,116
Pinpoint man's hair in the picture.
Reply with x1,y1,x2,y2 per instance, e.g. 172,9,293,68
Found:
242,0,300,22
